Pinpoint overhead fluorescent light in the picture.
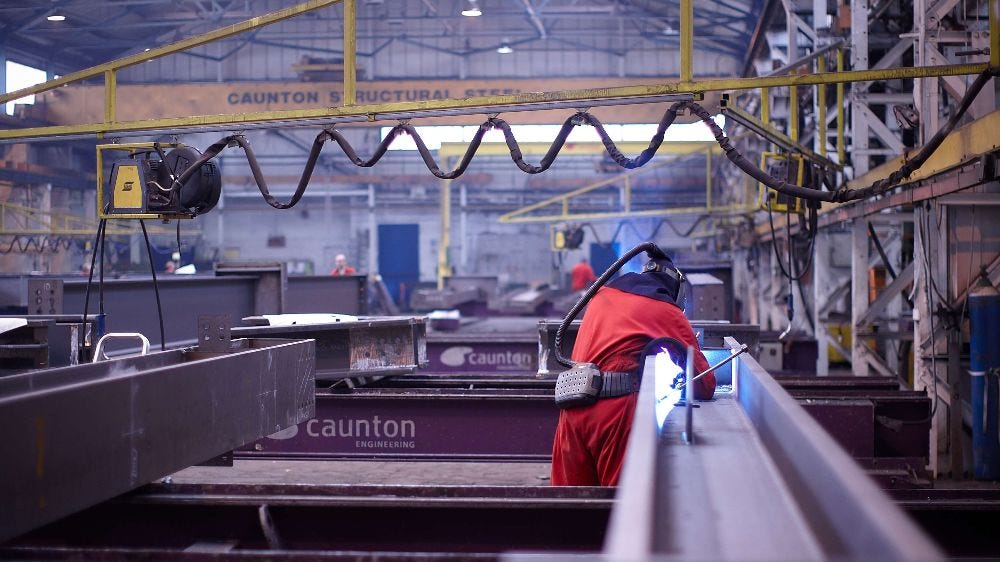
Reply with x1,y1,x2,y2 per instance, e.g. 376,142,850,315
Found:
46,14,66,21
461,0,481,17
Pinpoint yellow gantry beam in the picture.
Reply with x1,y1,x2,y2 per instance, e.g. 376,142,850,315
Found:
0,66,990,141
343,0,357,106
818,55,827,158
499,206,756,225
680,0,693,82
0,0,341,108
847,107,1000,189
837,49,846,164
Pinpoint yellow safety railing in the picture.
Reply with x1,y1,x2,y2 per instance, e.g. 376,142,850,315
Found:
497,143,757,225
0,202,193,237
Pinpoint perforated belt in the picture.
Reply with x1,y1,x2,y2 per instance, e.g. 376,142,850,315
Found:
599,371,640,398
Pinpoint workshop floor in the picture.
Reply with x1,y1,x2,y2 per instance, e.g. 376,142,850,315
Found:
170,460,553,487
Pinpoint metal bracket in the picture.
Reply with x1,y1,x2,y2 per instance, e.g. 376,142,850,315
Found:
198,315,232,353
27,279,63,315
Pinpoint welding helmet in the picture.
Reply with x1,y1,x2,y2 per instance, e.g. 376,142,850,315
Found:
641,255,686,308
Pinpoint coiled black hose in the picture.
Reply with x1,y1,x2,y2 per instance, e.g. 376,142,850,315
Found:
167,70,994,209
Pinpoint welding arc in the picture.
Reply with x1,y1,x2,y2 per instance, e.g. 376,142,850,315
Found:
172,69,993,210
675,343,750,390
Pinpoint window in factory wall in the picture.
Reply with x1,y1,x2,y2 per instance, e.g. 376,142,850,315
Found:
380,116,726,150
4,61,47,115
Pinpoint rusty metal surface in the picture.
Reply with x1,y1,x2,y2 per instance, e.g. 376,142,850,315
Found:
0,337,316,543
232,317,426,379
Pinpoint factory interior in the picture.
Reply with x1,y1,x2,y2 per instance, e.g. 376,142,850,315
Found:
2,0,1000,559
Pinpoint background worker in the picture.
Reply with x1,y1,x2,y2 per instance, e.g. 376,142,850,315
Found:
570,257,597,292
330,254,356,276
551,254,715,486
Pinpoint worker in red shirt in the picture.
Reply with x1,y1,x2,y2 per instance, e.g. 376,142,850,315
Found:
551,254,715,486
570,258,597,292
329,254,356,276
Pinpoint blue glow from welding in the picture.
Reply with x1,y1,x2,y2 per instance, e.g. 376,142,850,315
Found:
654,349,684,431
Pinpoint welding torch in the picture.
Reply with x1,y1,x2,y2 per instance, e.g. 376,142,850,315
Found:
676,343,750,390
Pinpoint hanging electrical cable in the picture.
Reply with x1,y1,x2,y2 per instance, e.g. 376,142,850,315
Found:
160,69,993,212
139,220,167,351
175,221,182,268
80,219,107,360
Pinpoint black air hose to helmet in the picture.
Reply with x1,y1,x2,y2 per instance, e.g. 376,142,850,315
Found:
553,241,679,368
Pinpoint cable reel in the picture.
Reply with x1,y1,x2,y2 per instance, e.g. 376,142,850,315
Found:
98,143,221,219
552,223,586,251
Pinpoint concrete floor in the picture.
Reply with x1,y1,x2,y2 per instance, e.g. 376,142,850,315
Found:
170,460,553,487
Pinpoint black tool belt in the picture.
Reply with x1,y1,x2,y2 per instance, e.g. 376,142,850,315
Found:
598,371,639,399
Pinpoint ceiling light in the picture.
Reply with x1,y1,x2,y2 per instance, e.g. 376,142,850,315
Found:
497,42,513,54
461,0,481,17
46,14,66,21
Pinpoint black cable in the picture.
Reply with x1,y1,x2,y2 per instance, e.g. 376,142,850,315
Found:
139,220,167,351
80,220,106,359
554,241,668,368
785,206,794,331
98,217,106,315
175,220,182,268
0,235,74,254
847,70,994,201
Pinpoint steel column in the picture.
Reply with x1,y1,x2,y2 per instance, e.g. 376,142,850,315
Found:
851,0,871,175
852,219,871,376
814,230,830,375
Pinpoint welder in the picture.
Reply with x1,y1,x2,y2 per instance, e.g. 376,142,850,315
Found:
551,243,715,486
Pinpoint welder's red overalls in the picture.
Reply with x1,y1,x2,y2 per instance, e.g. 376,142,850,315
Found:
551,280,715,486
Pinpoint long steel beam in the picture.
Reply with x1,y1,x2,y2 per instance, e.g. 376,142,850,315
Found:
597,339,942,560
0,337,316,542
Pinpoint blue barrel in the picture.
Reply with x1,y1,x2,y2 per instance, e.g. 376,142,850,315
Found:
969,276,1000,480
